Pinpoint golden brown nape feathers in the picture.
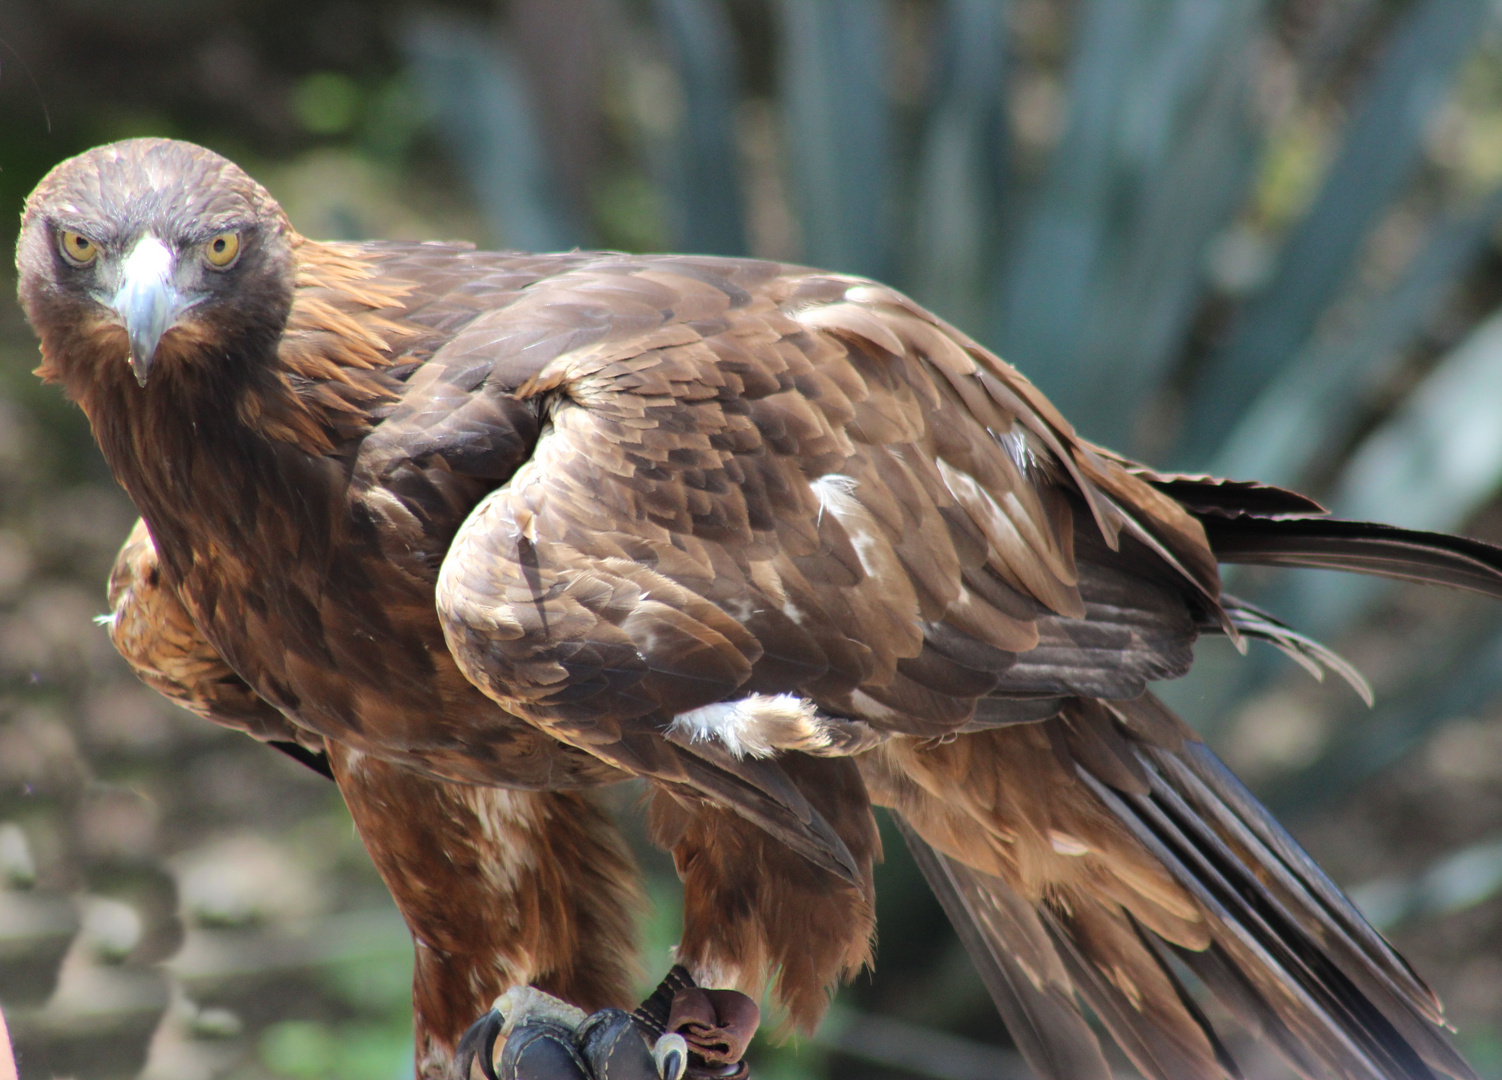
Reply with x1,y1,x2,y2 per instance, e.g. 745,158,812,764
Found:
22,137,1502,1080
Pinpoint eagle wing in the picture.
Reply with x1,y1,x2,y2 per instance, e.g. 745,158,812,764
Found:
435,255,1221,729
428,256,1226,869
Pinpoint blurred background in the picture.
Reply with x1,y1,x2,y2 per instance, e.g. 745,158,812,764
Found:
6,0,1502,1077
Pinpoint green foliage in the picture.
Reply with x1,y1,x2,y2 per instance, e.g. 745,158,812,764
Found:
292,74,363,137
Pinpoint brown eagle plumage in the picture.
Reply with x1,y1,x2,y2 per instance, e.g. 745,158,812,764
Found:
19,138,1502,1080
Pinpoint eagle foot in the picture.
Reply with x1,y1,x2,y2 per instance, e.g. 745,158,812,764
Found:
454,970,758,1080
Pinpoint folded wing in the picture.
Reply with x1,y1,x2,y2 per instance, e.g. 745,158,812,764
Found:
425,252,1501,1077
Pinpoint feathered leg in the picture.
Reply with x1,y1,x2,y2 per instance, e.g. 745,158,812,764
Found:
650,754,880,1034
325,744,643,1080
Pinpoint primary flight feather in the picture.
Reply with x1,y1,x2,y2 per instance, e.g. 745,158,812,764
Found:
19,137,1502,1080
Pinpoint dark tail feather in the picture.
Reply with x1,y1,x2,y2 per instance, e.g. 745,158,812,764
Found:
1167,939,1333,1077
1081,768,1435,1080
1199,516,1502,600
893,815,1117,1080
1037,903,1242,1080
1086,696,1478,1080
1141,474,1328,520
1215,594,1374,704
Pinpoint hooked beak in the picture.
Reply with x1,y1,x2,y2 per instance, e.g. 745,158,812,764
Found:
110,236,191,387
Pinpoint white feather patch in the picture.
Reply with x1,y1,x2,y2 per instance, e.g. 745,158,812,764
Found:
809,473,888,579
810,473,859,524
1048,830,1091,857
670,694,827,759
995,428,1036,474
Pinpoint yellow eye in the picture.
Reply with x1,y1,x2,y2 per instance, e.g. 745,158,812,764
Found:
58,230,98,265
204,231,240,268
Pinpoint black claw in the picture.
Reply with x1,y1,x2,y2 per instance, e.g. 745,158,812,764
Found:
455,1008,505,1080
660,1047,684,1080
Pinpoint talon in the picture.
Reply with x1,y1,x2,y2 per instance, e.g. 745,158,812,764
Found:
497,985,590,1035
455,1008,504,1080
654,1033,688,1080
455,987,596,1079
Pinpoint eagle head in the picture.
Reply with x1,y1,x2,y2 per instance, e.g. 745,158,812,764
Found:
16,137,296,391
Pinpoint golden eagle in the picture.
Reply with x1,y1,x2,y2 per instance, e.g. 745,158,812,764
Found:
20,138,1502,1080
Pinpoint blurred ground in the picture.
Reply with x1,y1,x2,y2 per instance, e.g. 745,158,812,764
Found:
7,1,1502,1078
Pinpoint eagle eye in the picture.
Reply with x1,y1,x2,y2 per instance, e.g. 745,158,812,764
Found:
58,230,98,266
204,231,241,269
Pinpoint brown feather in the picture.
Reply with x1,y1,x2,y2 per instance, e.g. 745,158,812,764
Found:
656,754,878,1032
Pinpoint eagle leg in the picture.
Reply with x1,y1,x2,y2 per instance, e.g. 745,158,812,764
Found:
456,974,756,1080
325,744,646,1077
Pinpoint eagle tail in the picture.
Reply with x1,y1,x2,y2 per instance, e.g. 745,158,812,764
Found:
895,696,1478,1080
1200,515,1502,600
1145,473,1502,600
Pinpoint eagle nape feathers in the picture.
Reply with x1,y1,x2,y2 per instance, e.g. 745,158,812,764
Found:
18,137,1502,1080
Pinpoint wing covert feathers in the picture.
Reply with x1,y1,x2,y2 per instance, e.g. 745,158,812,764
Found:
106,519,317,749
434,257,1216,760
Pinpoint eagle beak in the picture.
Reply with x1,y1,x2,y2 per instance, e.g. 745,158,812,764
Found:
111,235,188,387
